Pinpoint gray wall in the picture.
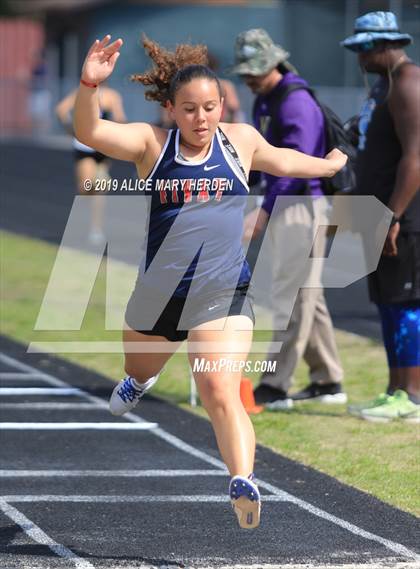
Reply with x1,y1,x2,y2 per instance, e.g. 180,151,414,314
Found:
52,0,419,124
84,3,290,123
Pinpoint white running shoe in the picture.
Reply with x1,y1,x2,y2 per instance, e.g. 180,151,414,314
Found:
229,474,261,529
109,375,158,416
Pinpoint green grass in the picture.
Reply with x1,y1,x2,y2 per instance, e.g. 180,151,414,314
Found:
1,229,419,515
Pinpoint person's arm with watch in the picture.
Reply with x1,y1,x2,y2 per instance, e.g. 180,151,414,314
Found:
384,64,420,257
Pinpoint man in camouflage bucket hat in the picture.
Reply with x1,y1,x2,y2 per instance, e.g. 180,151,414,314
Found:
230,28,297,76
232,29,345,410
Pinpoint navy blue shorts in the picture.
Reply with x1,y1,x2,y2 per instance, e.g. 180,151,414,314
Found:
125,284,255,342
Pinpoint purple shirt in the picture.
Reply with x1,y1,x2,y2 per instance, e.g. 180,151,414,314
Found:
253,72,326,215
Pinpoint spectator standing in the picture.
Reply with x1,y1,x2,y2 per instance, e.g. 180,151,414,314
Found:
342,12,420,422
231,29,345,410
233,29,346,410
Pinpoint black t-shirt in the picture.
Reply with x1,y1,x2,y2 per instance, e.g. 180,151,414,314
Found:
356,63,420,233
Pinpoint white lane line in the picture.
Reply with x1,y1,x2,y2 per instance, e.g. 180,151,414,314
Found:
0,372,47,380
2,494,418,564
0,422,158,430
0,354,83,388
150,425,226,469
181,564,420,569
0,402,99,409
0,498,95,569
0,469,227,477
257,480,420,562
0,387,82,395
0,352,153,426
1,352,418,563
2,494,269,503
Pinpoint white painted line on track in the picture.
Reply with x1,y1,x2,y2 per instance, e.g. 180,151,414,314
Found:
0,387,82,395
1,352,419,563
0,354,83,387
0,402,99,409
0,469,227,477
9,560,414,569
253,481,420,562
152,426,227,469
2,494,267,503
0,372,47,380
185,564,420,569
0,352,153,425
0,422,158,430
0,498,95,569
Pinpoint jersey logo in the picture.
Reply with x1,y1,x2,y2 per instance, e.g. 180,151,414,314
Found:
204,164,220,171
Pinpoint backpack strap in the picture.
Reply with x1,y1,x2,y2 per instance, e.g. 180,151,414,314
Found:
218,127,248,182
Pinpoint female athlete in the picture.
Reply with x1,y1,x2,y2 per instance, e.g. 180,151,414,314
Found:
74,34,347,529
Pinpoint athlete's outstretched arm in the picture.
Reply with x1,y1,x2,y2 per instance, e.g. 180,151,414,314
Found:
74,35,150,162
246,125,347,179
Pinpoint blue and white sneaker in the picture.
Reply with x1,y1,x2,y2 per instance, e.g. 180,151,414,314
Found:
109,375,158,416
229,473,261,529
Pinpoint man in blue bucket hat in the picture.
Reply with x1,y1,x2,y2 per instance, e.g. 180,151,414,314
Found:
341,11,413,52
342,12,420,423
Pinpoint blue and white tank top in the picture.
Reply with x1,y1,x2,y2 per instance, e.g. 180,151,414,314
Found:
140,128,251,298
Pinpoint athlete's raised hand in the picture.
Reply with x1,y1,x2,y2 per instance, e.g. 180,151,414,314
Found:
81,35,123,85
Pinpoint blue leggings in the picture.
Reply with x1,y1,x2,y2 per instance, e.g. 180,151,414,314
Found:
377,303,420,368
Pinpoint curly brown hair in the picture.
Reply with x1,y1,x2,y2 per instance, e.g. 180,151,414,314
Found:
131,35,221,106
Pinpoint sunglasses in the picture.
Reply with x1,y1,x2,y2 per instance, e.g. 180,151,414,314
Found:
353,40,377,53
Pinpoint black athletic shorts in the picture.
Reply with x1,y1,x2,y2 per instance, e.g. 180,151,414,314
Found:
74,149,107,163
125,283,255,342
368,232,420,304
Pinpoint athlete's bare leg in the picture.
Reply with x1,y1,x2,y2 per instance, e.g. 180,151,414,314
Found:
123,324,182,382
109,324,180,416
188,315,255,477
